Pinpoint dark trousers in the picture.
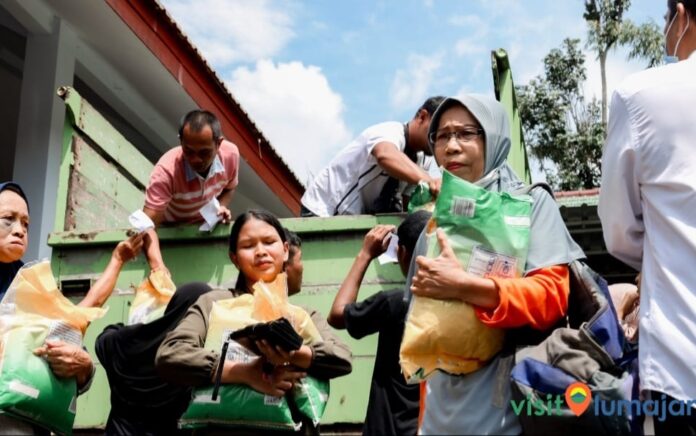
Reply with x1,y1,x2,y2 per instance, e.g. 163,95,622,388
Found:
651,391,696,436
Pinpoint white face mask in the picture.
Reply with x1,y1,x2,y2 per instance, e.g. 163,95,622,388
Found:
664,11,691,64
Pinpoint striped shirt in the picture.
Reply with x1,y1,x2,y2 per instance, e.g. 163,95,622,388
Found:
144,140,239,223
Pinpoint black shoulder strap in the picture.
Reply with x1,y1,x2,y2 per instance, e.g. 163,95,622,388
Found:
513,182,554,199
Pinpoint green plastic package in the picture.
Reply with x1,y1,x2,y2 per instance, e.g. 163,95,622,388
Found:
400,170,532,381
0,320,79,435
407,181,434,213
0,261,106,435
180,369,329,431
291,376,330,426
428,170,532,275
179,294,330,431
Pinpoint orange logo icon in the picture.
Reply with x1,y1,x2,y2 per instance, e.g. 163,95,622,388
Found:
565,382,592,416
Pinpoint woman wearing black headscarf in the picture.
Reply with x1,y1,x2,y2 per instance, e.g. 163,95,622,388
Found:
96,282,214,435
0,181,29,300
0,181,144,306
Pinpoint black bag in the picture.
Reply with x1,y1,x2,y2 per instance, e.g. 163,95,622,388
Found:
211,317,303,401
227,317,303,352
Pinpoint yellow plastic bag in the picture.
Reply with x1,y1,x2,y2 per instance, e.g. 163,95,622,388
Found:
0,261,106,435
205,273,321,354
127,270,175,325
251,274,321,342
400,286,505,379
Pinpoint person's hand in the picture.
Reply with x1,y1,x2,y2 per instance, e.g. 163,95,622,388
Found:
263,364,306,396
113,233,144,264
243,358,306,397
33,340,93,386
256,339,293,366
427,177,442,198
619,287,640,320
256,340,313,369
361,225,396,259
411,229,467,301
217,205,232,224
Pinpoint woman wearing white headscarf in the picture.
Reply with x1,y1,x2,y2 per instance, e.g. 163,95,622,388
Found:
409,96,584,434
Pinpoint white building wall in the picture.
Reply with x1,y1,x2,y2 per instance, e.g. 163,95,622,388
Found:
13,15,75,261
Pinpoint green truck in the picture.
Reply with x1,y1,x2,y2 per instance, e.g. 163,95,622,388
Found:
47,49,619,430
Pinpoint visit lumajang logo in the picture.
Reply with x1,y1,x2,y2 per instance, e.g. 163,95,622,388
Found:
565,382,592,416
512,382,696,422
509,381,594,417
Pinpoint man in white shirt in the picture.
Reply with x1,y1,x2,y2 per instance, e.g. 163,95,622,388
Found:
301,96,444,217
599,1,696,434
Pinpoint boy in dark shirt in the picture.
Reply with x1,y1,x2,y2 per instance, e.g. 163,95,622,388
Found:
328,211,431,436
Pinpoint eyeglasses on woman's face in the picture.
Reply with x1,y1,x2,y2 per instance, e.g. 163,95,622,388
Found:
429,127,484,147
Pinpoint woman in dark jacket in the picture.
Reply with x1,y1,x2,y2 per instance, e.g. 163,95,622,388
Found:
96,282,213,436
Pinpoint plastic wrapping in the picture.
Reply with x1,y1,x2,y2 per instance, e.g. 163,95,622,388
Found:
0,261,106,435
180,273,329,431
400,171,531,382
127,270,175,325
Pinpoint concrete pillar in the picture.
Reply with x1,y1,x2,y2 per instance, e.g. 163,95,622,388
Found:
13,16,76,261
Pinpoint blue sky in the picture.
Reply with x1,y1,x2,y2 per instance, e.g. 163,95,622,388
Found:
161,0,666,184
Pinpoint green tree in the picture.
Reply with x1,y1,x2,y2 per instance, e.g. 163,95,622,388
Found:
584,0,663,129
518,2,663,191
517,39,604,190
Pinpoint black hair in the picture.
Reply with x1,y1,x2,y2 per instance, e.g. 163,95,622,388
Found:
397,210,432,254
669,0,696,19
0,182,29,212
284,228,302,258
415,96,446,118
178,110,223,143
229,209,287,291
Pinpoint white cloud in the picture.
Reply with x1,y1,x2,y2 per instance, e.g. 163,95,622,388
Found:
479,0,525,19
227,60,352,184
161,0,295,67
484,3,585,89
341,31,360,44
449,14,485,28
390,53,444,110
450,15,488,58
454,38,487,57
453,85,472,101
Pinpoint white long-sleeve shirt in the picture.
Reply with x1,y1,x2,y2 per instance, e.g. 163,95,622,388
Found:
599,52,696,403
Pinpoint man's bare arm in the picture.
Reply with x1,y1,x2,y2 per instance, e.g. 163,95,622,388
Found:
142,207,168,273
372,142,440,197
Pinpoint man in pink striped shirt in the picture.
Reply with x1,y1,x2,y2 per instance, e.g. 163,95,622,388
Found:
142,110,239,273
